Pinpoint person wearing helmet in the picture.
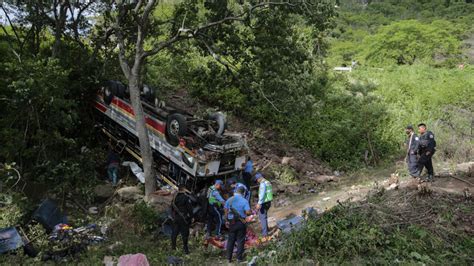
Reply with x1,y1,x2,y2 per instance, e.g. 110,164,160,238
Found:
254,173,273,239
228,179,250,202
206,180,225,238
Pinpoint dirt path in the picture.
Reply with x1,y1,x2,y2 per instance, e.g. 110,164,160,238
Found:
267,174,473,228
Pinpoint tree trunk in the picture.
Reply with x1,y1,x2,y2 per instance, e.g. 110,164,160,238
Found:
128,67,156,196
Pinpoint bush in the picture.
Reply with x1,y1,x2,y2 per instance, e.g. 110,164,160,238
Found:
270,189,474,264
351,64,474,163
132,201,162,234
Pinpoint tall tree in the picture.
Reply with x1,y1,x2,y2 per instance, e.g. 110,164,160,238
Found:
108,0,333,196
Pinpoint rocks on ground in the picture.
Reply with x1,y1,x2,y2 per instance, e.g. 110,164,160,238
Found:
145,190,174,212
117,186,143,201
94,184,115,199
456,162,474,177
309,175,339,184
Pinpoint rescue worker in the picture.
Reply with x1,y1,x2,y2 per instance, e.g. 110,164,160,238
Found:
106,147,120,186
417,123,436,182
225,186,251,263
170,183,193,254
229,180,251,202
206,180,225,238
235,182,250,202
254,172,273,239
242,156,253,190
405,125,420,178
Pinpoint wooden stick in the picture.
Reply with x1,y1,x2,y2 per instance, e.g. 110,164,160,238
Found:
450,176,474,186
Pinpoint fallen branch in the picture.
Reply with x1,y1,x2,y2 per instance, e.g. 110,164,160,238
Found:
450,176,474,186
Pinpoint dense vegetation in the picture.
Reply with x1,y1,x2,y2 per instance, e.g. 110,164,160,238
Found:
270,188,474,264
0,0,473,263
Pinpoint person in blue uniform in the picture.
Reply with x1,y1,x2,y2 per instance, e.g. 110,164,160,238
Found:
224,186,251,263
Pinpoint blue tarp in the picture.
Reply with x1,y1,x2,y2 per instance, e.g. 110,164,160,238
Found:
0,227,24,254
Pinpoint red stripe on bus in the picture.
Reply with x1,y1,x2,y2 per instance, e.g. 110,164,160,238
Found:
112,97,166,134
113,98,134,115
95,102,107,112
146,117,166,133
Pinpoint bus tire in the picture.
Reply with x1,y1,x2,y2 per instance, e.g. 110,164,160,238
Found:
166,113,187,146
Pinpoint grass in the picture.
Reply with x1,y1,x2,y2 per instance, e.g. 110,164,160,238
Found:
266,187,474,265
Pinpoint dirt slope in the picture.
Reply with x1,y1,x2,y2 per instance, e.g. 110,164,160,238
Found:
268,173,474,228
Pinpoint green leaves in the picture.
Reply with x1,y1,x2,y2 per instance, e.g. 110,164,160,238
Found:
361,20,462,66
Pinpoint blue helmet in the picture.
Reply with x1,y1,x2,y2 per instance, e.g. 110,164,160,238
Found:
215,179,224,186
253,172,263,182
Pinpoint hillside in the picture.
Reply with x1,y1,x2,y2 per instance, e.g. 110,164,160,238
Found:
1,0,473,264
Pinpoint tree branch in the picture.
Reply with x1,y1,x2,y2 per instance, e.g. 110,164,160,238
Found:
192,1,295,35
260,89,283,113
0,24,21,62
0,5,21,47
198,36,237,74
142,31,187,59
133,0,144,13
141,1,295,59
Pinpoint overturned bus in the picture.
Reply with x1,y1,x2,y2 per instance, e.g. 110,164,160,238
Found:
93,81,248,193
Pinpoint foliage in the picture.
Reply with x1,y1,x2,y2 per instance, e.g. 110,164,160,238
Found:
269,189,474,264
328,0,474,66
361,20,462,66
352,64,474,162
0,192,31,228
271,165,297,185
131,201,163,234
281,74,389,169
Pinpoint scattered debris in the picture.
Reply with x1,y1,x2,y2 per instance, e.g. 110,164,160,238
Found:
88,207,99,215
166,255,183,265
387,174,399,191
463,188,471,200
0,227,23,254
322,197,331,201
32,199,67,233
107,241,123,252
281,157,294,165
276,216,305,234
248,255,259,266
118,253,150,266
207,227,260,250
302,207,318,218
309,175,339,184
417,182,432,195
122,161,145,183
103,256,115,266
